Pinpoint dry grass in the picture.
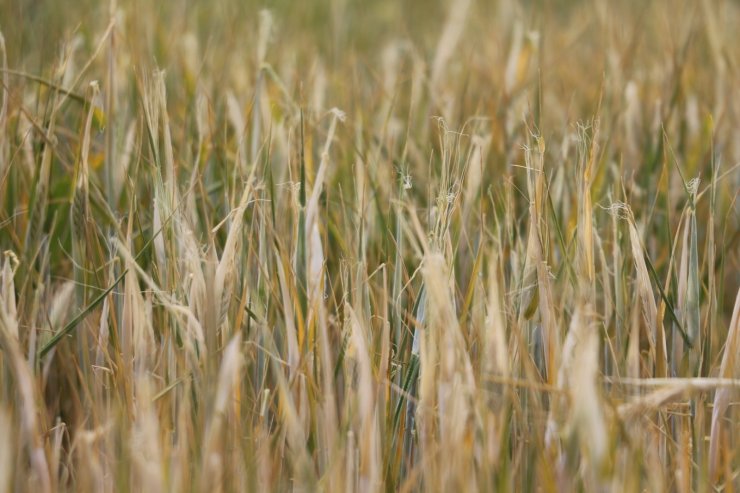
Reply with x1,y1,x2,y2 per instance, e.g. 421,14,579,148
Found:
0,0,739,491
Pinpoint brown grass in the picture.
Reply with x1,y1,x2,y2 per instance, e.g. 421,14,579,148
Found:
0,0,738,490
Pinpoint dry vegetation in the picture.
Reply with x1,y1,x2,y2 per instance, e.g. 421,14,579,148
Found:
0,0,739,491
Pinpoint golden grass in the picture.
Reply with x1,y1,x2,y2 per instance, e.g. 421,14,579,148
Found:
0,0,738,490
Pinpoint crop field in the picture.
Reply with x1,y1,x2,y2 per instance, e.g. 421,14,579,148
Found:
0,0,738,491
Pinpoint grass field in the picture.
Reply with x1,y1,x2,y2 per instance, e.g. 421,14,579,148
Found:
0,0,739,491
